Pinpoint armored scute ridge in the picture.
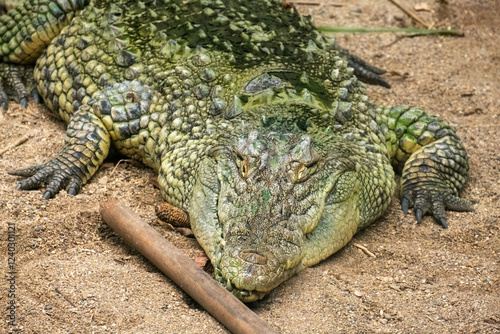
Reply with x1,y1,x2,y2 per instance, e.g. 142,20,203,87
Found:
1,0,471,301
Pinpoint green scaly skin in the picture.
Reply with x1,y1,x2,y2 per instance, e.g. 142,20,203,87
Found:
1,0,471,302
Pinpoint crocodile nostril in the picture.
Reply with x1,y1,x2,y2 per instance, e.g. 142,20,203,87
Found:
240,250,268,264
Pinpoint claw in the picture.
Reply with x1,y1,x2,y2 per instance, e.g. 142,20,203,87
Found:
415,208,423,224
439,217,448,229
20,97,28,109
31,88,42,104
0,64,38,110
1,87,8,109
1,89,8,109
346,53,391,88
10,158,84,198
67,181,81,196
401,197,410,215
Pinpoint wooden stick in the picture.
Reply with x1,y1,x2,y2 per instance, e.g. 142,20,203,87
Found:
388,0,431,29
100,200,277,334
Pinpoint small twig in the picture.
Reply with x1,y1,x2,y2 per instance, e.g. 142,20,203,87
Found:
54,287,77,308
384,35,408,48
0,134,29,156
387,0,431,28
109,159,134,176
353,243,376,258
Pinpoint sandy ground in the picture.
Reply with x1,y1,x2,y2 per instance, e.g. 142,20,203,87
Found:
1,0,499,333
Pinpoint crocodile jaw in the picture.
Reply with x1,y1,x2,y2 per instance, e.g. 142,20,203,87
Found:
189,170,359,302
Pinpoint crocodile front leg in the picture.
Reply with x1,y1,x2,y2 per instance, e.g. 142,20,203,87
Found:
9,105,111,199
378,105,471,227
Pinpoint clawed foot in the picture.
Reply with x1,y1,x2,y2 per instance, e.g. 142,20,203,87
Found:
401,189,473,228
9,158,84,199
346,53,391,89
0,63,41,111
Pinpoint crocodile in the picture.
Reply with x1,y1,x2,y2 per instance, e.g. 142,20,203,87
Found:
1,0,471,302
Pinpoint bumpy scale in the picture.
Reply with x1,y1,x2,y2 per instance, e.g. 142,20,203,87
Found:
1,0,471,301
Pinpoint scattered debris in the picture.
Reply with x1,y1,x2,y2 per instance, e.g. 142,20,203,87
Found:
194,251,210,269
175,227,194,237
485,315,500,324
100,162,115,169
108,159,143,175
414,2,433,13
460,91,475,97
388,70,410,78
463,108,484,116
353,290,363,297
425,315,435,322
149,175,160,188
353,243,376,258
0,134,29,156
388,0,432,28
55,287,77,308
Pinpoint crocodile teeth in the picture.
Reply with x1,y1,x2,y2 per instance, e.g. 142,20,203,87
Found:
226,279,233,291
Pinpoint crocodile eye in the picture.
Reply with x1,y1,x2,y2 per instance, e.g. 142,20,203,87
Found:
235,154,251,178
290,161,318,183
240,158,250,178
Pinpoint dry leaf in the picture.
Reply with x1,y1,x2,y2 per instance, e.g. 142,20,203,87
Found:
194,252,210,268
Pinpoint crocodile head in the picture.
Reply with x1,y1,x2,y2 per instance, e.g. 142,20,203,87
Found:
189,128,362,302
